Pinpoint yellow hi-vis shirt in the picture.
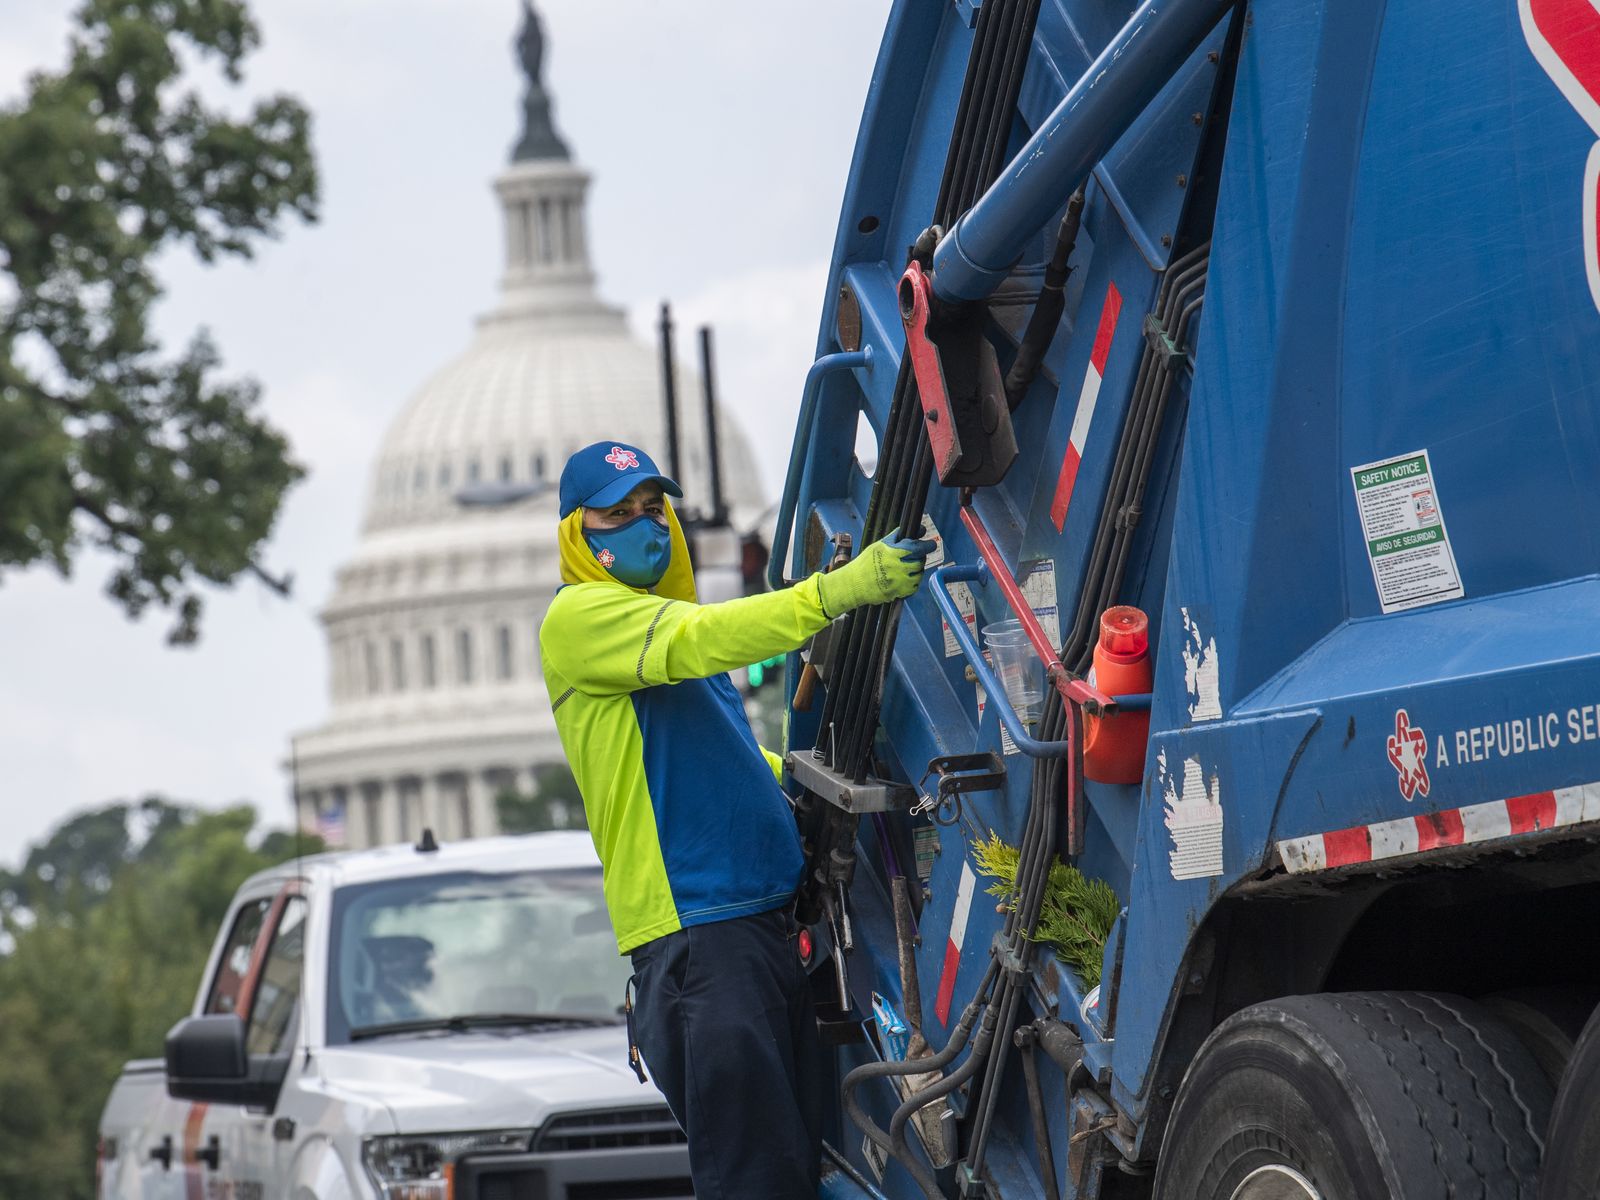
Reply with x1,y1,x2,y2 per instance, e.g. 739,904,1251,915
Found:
539,505,832,953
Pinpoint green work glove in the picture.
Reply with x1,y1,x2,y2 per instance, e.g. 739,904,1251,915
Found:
816,528,938,617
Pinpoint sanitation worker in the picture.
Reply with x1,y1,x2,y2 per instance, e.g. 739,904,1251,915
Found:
540,440,934,1199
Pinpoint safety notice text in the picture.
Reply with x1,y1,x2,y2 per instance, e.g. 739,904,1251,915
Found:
1350,449,1464,613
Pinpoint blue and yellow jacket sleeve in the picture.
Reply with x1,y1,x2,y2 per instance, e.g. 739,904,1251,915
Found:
540,576,829,697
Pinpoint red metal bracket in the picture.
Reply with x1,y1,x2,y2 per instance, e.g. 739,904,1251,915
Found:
959,504,1115,714
898,262,961,478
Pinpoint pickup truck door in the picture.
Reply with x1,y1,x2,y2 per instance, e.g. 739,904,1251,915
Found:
149,890,276,1200
228,888,310,1192
168,882,305,1199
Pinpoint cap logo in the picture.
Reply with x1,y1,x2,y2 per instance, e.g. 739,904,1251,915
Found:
596,547,616,567
605,446,639,471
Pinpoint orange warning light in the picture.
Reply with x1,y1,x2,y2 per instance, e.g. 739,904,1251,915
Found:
1084,606,1153,784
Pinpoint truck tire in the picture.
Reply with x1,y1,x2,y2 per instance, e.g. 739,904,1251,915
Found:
1484,988,1598,1088
1152,991,1552,1200
1539,1003,1600,1199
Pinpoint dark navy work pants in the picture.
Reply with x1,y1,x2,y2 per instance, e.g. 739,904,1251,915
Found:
629,906,824,1199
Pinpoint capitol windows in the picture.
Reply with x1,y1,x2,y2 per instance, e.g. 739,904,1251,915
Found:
532,452,546,480
496,625,514,681
499,456,513,482
438,462,452,489
390,638,406,691
467,459,482,483
420,634,437,688
413,466,426,493
456,629,474,685
364,640,381,695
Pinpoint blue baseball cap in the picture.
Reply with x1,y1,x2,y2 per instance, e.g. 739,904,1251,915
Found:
558,440,683,519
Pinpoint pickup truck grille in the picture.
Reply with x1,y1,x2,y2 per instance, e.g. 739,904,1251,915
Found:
459,1107,692,1200
534,1106,687,1153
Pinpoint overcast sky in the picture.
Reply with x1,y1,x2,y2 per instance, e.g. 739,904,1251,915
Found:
0,0,891,866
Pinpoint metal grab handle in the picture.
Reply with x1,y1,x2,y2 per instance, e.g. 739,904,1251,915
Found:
931,562,1075,759
768,346,875,591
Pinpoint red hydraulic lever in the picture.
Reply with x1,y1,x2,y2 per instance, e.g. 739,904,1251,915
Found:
898,262,961,478
959,504,1115,714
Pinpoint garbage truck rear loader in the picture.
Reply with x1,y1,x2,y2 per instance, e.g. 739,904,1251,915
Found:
776,1,1600,1196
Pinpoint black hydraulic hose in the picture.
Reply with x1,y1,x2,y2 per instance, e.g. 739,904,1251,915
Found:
1005,188,1085,410
1072,258,1207,676
976,0,1043,193
967,695,1070,1180
826,9,1060,1186
842,961,1000,1153
1059,244,1209,674
831,0,1043,779
889,1008,1003,1198
969,979,1025,1172
882,695,1066,1192
953,0,1025,217
1057,251,1185,667
1097,289,1206,624
934,0,1004,222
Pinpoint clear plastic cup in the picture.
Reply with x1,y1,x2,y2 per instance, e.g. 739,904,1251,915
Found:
982,619,1044,723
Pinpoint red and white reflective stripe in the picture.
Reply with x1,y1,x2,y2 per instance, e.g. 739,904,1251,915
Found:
1278,782,1600,873
934,862,977,1025
1050,282,1123,532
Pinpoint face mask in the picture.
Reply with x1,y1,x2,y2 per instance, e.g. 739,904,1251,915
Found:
584,512,672,588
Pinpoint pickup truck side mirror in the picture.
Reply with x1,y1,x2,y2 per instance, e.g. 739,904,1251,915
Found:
164,1015,287,1108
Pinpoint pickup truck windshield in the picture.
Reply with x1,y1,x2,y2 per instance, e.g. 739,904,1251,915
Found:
327,867,627,1045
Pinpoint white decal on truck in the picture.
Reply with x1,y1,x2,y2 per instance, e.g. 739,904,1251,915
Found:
1161,751,1225,880
1180,608,1222,722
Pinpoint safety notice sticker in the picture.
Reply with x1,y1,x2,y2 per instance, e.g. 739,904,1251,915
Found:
1350,449,1463,613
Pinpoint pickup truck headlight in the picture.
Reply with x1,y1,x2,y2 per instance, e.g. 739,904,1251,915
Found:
361,1130,533,1199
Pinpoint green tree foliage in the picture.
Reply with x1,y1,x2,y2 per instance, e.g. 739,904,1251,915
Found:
0,0,318,643
972,830,1120,987
0,801,313,1200
496,762,588,834
0,795,187,912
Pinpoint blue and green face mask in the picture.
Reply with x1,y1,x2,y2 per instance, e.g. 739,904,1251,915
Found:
584,513,673,588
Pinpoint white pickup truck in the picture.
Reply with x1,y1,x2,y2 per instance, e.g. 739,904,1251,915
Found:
97,831,692,1199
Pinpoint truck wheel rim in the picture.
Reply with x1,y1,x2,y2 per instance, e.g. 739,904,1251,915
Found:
1229,1164,1322,1200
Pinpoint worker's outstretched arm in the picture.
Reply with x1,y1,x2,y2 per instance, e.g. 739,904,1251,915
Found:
542,531,934,697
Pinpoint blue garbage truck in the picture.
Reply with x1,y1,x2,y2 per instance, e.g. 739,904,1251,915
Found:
775,0,1600,1196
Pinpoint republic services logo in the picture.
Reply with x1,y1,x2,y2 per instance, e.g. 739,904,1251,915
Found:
595,548,615,567
1387,708,1431,802
605,446,639,471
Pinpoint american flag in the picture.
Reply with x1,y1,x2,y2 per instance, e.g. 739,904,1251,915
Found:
314,801,347,847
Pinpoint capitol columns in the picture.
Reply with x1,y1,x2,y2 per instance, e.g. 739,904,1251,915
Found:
468,770,496,841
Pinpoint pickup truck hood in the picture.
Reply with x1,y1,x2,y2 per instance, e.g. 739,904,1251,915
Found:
316,1025,662,1133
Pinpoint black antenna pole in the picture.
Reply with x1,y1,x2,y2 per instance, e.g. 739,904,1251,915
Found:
290,739,305,868
698,324,728,527
657,302,682,482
